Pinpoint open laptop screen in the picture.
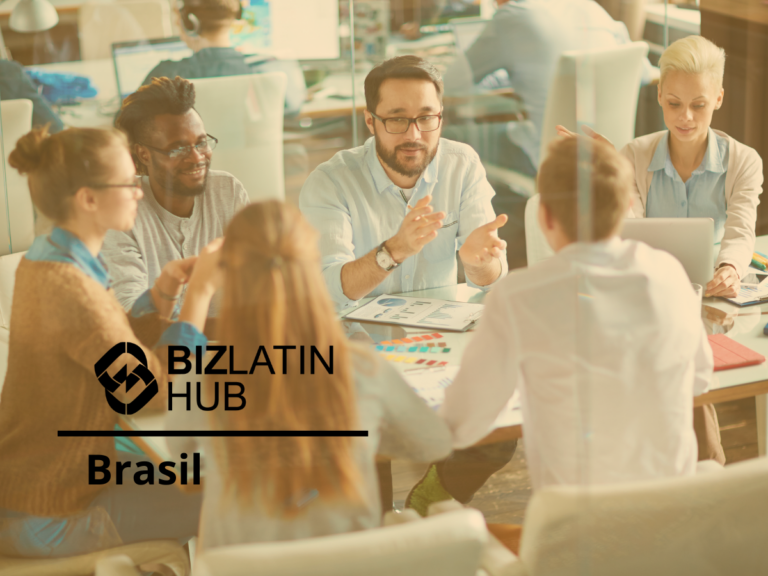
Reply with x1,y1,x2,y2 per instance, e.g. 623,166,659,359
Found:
112,37,193,100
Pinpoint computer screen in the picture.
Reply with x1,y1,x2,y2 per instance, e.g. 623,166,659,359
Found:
112,38,193,100
231,0,340,60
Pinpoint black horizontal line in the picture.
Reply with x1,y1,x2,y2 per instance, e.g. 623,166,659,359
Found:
58,431,369,438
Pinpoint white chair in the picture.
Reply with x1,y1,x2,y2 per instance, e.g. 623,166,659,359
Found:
0,250,25,394
524,194,553,266
505,457,768,576
0,99,34,257
0,539,189,576
538,41,649,161
191,73,287,202
78,0,173,61
192,507,511,576
523,41,649,266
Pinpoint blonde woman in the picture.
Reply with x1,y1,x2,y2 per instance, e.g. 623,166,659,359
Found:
166,201,451,549
558,35,763,299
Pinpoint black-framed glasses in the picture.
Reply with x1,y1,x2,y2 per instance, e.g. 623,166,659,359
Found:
88,174,142,190
139,134,219,159
369,111,443,134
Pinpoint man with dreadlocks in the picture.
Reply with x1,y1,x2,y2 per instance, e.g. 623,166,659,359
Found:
103,76,249,313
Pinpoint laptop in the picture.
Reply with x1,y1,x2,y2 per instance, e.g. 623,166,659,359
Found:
621,218,715,287
112,37,193,100
450,18,488,52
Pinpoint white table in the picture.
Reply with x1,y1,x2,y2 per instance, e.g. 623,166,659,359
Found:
126,250,768,465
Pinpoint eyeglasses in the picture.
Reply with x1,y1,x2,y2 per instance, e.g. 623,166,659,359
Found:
369,111,443,134
88,175,142,189
139,135,219,159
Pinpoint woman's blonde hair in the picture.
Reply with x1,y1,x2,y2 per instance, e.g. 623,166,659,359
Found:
209,201,362,516
659,35,726,88
8,126,128,223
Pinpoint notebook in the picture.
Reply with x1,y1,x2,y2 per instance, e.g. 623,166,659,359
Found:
707,334,765,371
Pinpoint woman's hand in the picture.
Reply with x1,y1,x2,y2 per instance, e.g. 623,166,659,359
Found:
186,238,225,298
705,264,740,298
555,125,616,149
178,238,225,333
151,256,197,318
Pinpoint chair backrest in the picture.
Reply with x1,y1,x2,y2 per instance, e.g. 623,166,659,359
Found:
518,457,768,576
0,251,26,330
526,42,648,267
194,508,488,576
78,0,173,61
0,99,34,256
191,72,287,203
538,41,649,162
524,194,554,266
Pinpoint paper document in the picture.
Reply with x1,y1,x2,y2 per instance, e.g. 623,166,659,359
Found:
344,294,484,331
403,365,521,427
723,270,768,306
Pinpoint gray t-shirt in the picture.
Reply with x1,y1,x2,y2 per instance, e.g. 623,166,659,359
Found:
102,170,250,311
166,351,452,550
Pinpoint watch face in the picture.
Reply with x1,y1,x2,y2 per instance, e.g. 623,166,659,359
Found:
376,248,393,270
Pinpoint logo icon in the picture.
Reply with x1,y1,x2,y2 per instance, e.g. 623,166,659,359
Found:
94,343,158,415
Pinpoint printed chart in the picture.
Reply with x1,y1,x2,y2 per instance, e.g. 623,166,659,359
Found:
345,295,483,331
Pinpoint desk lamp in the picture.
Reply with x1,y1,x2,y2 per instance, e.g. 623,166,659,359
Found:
0,0,59,58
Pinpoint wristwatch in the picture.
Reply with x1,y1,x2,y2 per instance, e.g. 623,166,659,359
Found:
376,242,399,272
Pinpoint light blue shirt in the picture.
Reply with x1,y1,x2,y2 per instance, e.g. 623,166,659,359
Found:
646,129,729,244
459,0,653,167
299,137,507,309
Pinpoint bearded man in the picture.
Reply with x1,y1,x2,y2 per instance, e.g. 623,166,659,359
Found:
105,76,249,311
300,56,508,309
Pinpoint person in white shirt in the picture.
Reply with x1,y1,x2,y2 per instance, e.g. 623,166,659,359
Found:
440,136,715,491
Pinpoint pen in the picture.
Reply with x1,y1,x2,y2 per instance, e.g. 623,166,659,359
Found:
753,252,768,266
751,258,766,271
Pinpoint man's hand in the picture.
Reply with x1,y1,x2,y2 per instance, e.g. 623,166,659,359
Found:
706,264,739,298
459,214,508,267
554,125,615,149
385,195,446,262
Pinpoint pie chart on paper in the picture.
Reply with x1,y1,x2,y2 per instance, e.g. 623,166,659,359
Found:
377,297,407,307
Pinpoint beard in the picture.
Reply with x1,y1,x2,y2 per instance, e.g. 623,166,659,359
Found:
151,155,209,197
374,129,439,179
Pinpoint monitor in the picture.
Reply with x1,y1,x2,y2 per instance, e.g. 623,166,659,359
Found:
112,37,192,100
231,0,340,60
450,18,488,52
620,217,715,287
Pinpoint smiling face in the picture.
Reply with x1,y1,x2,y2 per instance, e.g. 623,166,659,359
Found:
365,78,442,180
658,70,724,145
137,109,212,197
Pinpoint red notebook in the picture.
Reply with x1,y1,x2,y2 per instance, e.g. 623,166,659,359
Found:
708,334,766,371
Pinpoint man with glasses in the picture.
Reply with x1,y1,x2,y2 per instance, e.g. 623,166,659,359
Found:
103,76,249,312
300,56,515,516
300,55,508,310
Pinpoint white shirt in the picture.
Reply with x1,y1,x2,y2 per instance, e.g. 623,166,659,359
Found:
440,238,714,491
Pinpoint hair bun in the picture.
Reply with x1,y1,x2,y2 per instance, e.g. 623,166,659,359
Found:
8,126,51,174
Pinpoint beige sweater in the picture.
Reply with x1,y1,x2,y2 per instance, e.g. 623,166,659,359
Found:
0,260,170,517
621,129,763,278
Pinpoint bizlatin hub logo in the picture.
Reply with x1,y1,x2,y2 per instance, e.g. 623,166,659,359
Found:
55,343,367,486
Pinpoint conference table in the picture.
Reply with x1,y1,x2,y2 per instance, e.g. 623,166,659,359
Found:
124,236,768,465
